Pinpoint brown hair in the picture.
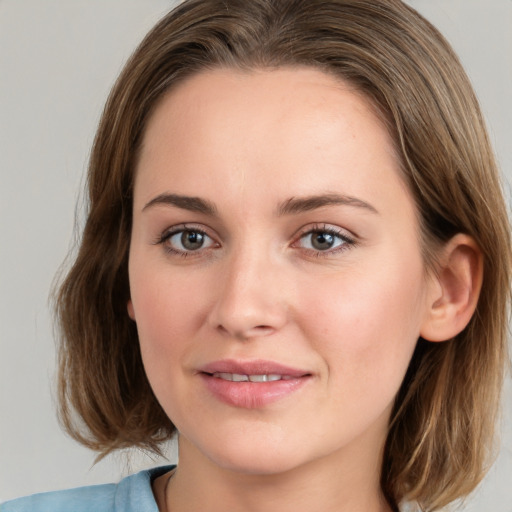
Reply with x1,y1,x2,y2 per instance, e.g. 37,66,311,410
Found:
55,1,511,510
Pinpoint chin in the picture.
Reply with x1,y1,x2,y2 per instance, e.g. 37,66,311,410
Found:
190,431,329,477
214,450,308,476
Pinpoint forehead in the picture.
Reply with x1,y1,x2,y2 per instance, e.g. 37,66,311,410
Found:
134,66,411,220
140,66,391,160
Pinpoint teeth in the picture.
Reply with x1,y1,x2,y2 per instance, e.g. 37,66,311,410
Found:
232,373,249,382
249,374,282,382
212,372,284,382
249,374,269,382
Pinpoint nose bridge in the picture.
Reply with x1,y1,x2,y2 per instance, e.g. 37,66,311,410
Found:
209,238,288,339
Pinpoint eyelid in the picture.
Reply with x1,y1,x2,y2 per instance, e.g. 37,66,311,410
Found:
153,222,356,259
154,223,220,257
291,223,357,255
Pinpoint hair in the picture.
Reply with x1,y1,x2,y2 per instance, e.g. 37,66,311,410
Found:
55,0,511,510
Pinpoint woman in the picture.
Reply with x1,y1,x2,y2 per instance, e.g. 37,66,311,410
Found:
3,0,510,511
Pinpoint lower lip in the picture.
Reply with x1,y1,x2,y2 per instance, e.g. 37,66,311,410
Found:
200,374,310,408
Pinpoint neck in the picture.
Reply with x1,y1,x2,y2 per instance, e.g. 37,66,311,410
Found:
159,434,393,512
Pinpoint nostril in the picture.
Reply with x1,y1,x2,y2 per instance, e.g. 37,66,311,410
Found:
215,323,275,340
251,325,275,336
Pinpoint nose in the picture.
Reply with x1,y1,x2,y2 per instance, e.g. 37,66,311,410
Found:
207,248,289,340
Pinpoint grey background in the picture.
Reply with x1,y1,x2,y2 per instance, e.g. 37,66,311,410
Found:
1,1,511,509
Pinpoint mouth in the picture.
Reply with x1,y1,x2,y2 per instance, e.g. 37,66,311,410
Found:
199,359,310,378
198,360,312,408
209,372,300,382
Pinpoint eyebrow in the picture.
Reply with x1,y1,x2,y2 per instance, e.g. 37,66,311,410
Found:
142,193,217,216
277,193,378,216
142,192,378,216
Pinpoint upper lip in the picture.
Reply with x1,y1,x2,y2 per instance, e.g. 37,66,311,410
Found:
198,359,311,378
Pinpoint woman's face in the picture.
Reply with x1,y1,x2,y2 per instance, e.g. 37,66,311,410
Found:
128,67,435,475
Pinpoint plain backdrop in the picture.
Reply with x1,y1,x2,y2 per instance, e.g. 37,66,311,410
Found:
1,1,511,509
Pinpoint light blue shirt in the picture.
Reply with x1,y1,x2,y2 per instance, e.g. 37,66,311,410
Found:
0,466,174,512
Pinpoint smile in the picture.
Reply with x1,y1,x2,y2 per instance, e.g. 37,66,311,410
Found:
198,360,312,408
212,373,295,382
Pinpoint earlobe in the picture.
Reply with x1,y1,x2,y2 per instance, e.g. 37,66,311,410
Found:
127,300,136,321
420,234,483,342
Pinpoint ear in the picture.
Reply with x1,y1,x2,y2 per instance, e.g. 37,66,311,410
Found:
420,234,483,342
127,300,136,321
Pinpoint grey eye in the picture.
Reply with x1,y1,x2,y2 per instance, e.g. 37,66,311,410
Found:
166,229,214,252
180,230,205,250
298,230,346,251
310,232,336,250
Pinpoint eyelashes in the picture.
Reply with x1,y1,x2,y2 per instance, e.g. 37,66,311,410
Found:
292,226,355,255
154,223,356,259
153,224,218,258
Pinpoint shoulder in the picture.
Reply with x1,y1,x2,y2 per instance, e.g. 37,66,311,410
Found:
1,466,174,512
0,483,116,512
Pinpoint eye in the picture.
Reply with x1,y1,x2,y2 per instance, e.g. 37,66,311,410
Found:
294,226,355,255
172,230,208,251
157,226,217,256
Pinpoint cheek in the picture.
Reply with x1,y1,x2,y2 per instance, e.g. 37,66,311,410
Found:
129,266,213,425
129,263,207,366
298,258,425,396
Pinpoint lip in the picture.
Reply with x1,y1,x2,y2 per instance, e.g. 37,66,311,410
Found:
198,359,312,409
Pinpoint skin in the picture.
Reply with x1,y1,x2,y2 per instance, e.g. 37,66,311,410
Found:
127,67,460,512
